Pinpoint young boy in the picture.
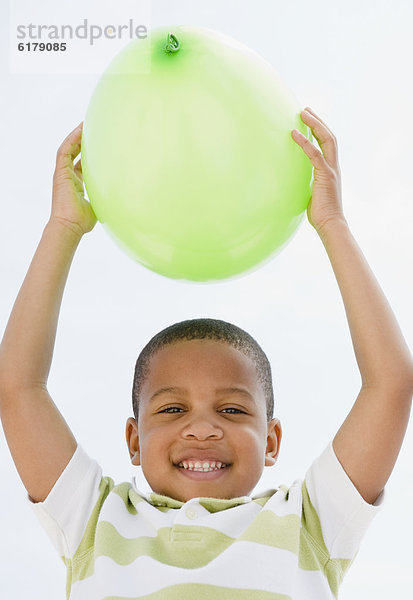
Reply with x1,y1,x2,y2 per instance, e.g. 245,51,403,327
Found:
0,108,412,599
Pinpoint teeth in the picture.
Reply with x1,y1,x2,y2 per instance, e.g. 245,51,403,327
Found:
177,460,227,471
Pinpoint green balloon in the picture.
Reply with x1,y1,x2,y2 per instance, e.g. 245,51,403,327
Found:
81,25,313,282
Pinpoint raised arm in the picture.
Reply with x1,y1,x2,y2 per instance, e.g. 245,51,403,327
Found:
292,108,413,505
0,123,97,503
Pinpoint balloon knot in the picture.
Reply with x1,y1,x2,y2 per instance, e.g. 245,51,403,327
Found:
165,32,180,54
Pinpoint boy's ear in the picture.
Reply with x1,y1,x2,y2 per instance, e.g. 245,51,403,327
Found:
265,417,282,467
125,417,141,466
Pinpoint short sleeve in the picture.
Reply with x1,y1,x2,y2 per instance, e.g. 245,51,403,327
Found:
26,443,103,561
304,439,385,559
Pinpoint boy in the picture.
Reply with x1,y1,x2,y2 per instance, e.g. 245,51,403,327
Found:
0,107,412,599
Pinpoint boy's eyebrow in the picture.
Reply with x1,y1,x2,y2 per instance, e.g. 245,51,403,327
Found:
149,386,255,402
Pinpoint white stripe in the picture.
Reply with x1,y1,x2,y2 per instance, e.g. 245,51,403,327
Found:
70,542,303,599
102,492,263,539
98,492,159,539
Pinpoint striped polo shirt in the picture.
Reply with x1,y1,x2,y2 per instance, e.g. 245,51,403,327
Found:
27,440,385,600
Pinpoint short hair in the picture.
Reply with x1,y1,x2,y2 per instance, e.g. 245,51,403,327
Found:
132,318,274,423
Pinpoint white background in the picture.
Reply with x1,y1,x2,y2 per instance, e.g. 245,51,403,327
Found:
1,1,412,598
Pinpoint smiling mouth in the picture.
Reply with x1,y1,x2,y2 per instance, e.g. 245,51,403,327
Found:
174,463,231,480
176,461,230,472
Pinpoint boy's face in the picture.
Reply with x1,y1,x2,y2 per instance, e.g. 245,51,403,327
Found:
126,339,282,503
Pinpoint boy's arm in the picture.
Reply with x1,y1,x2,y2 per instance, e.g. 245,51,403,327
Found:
292,108,413,505
0,123,97,503
318,219,413,505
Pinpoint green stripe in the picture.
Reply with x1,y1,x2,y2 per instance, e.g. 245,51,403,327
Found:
70,476,115,584
93,523,235,570
300,481,354,598
112,483,140,514
103,583,292,600
239,511,300,555
198,496,250,512
73,510,303,582
147,492,270,512
148,493,184,510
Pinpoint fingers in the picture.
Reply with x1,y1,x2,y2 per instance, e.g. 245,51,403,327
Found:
292,108,338,170
55,121,84,169
303,107,336,140
292,127,325,170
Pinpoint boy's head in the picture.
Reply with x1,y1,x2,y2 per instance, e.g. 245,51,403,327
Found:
126,318,282,502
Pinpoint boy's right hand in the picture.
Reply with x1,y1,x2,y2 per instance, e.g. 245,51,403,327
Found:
51,122,97,238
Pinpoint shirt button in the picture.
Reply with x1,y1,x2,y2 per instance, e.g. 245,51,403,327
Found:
185,508,198,520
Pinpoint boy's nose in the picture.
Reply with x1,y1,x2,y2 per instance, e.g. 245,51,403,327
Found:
181,419,224,440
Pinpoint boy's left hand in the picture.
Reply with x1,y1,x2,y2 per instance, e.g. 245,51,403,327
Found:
292,107,346,234
51,122,97,238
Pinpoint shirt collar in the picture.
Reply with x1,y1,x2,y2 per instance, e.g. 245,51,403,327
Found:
132,476,252,511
